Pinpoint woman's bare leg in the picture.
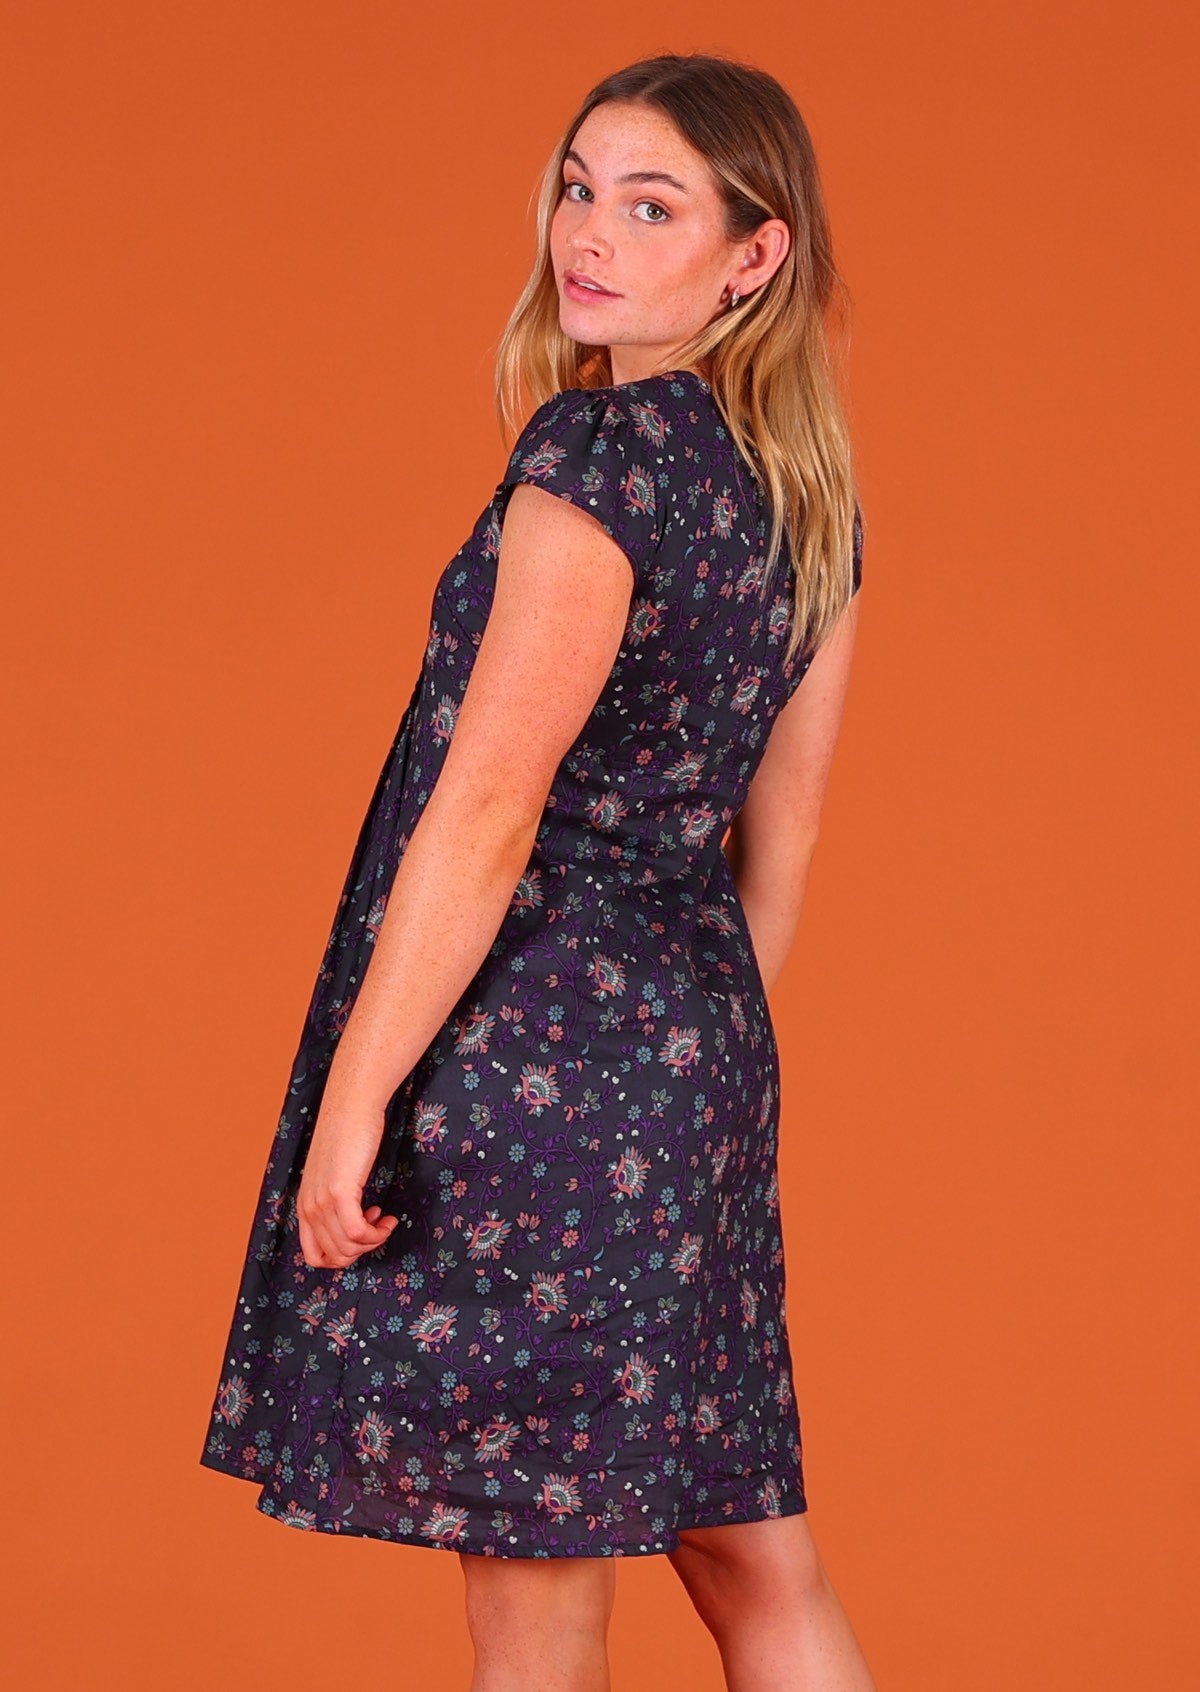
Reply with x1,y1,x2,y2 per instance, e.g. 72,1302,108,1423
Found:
667,1513,878,1692
458,1552,617,1692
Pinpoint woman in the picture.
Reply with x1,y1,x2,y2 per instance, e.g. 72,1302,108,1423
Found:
201,51,878,1692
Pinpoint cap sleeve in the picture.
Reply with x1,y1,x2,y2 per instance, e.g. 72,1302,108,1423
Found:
494,387,664,581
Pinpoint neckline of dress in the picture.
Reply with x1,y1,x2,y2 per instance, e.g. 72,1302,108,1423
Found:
608,367,711,395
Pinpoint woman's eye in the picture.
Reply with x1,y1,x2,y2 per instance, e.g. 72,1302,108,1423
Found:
560,182,669,223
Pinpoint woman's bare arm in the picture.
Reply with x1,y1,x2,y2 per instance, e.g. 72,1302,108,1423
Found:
725,596,861,994
297,479,649,1266
317,480,638,1123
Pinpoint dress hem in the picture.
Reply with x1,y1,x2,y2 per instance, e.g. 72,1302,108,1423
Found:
199,1449,808,1560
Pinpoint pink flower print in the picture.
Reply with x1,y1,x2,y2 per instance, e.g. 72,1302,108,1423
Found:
536,1472,584,1520
692,1395,723,1438
609,1144,651,1199
432,695,459,744
526,1271,569,1321
626,399,670,447
614,1351,659,1404
740,1278,760,1327
711,490,737,538
278,1501,319,1531
411,1099,450,1151
408,1300,460,1352
736,554,769,597
712,1141,731,1184
665,690,689,728
670,1232,703,1283
323,1306,357,1353
510,868,544,912
697,901,738,938
757,1475,784,1517
731,668,766,714
481,508,503,560
774,1367,794,1409
466,1210,513,1260
515,1063,561,1115
420,1503,471,1545
518,436,571,481
622,463,657,520
663,748,708,790
453,1008,497,1056
473,1414,520,1465
215,1375,254,1428
365,893,387,941
679,805,720,849
296,1286,331,1331
626,598,664,644
659,1025,702,1074
587,790,629,832
354,1410,395,1464
587,952,628,999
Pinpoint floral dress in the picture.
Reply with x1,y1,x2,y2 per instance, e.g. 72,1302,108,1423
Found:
199,367,863,1558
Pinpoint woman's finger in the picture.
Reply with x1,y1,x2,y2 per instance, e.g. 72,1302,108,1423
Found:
297,1190,398,1267
308,1198,397,1262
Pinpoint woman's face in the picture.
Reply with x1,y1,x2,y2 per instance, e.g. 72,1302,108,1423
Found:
549,100,785,385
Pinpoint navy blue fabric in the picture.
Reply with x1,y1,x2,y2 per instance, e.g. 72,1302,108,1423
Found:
200,369,863,1557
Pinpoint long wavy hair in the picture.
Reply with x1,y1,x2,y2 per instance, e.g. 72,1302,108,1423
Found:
494,52,864,666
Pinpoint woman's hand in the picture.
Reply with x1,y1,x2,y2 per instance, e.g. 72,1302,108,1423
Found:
296,1096,399,1269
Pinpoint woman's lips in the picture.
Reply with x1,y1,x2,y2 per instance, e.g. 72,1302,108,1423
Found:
563,274,620,302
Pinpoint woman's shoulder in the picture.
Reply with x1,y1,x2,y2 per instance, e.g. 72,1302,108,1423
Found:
509,369,729,473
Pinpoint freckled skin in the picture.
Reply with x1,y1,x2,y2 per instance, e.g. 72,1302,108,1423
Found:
551,99,790,386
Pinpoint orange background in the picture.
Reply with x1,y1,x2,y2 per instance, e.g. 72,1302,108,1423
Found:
4,2,1196,1687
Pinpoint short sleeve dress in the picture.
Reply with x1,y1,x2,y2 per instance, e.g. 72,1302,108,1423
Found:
199,368,863,1558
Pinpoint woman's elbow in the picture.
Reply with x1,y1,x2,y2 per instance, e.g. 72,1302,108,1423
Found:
425,766,549,858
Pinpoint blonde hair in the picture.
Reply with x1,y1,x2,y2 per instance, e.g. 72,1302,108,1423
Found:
495,51,864,666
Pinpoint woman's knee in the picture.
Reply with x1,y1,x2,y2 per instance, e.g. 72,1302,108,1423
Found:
668,1514,828,1630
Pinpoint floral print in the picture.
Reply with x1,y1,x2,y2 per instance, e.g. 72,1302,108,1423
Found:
199,368,863,1558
